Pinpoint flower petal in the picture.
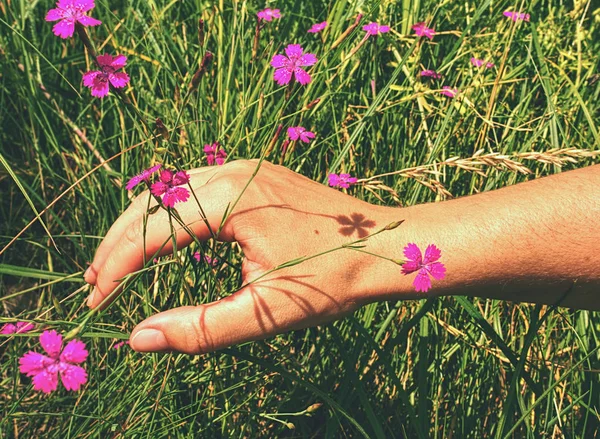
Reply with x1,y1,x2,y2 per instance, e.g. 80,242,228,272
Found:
77,15,102,27
96,54,114,67
1,323,17,334
172,171,190,186
273,68,292,85
82,70,101,87
52,19,75,38
60,339,88,364
40,330,63,357
162,187,190,207
270,54,289,68
111,55,128,69
423,244,442,264
108,72,130,88
60,364,88,391
151,181,169,197
429,262,446,280
403,243,423,265
294,68,311,85
287,127,300,141
33,369,59,393
16,322,35,333
413,270,432,292
285,44,303,58
76,0,96,13
300,53,317,66
45,8,63,22
19,351,52,376
90,81,110,98
401,260,421,274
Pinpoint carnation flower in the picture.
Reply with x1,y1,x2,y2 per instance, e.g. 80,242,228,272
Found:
204,142,227,166
150,169,191,208
420,70,442,79
287,126,315,143
401,243,446,292
362,22,390,37
257,8,281,22
82,54,130,98
125,164,161,190
470,58,494,68
1,322,35,334
328,173,357,189
440,86,458,97
503,11,530,22
19,330,88,393
271,44,317,86
412,22,435,39
308,21,327,33
45,0,101,39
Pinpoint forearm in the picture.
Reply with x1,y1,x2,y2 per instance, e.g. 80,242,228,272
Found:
366,165,600,310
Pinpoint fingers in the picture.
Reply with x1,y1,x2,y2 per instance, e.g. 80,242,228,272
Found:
87,180,235,308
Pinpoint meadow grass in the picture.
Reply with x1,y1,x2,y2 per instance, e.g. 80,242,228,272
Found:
1,0,600,437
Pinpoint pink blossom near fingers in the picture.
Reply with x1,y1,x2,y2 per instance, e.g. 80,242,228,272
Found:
1,321,35,334
113,341,129,350
362,22,390,36
193,252,219,266
287,126,315,143
45,0,101,39
18,330,88,394
420,69,442,79
271,44,317,86
328,173,357,189
125,164,162,190
203,142,227,165
412,22,435,39
257,8,281,22
440,86,458,97
308,21,327,33
150,169,191,208
503,11,530,22
470,57,494,68
82,54,130,98
401,243,446,292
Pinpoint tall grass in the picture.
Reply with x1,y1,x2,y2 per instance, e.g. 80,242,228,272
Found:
1,0,600,437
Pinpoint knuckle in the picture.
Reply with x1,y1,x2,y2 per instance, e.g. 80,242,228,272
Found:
123,218,143,247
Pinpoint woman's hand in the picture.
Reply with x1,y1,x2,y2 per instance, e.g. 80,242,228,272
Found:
84,160,408,354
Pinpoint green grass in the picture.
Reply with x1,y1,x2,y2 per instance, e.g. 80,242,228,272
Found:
1,0,600,437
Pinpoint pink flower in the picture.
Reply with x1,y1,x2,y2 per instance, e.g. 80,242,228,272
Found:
308,21,327,33
420,69,442,79
1,322,35,334
401,243,446,292
45,0,101,39
287,126,315,143
503,11,530,22
412,22,435,39
82,54,130,98
150,169,191,208
271,44,317,86
362,22,390,36
257,8,281,22
470,58,494,68
328,173,357,189
440,86,458,98
204,142,227,166
112,340,129,350
125,164,161,190
19,330,88,394
193,252,219,266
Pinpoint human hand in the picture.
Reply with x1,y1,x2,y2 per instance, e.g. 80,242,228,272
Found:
84,160,410,354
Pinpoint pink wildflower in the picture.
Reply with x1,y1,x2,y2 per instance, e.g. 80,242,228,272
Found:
412,22,435,39
401,243,446,293
45,0,101,39
193,252,219,266
287,126,315,143
82,54,130,98
125,164,161,190
150,169,191,208
503,11,530,22
18,330,88,394
328,173,357,189
420,69,442,79
271,44,317,86
362,22,390,36
257,8,281,22
470,58,494,68
440,86,458,98
113,341,129,350
203,142,227,166
308,21,327,33
1,322,35,334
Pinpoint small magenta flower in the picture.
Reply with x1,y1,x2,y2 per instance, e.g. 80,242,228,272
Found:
150,169,191,208
287,126,315,143
440,86,458,98
82,54,130,98
470,58,494,68
204,142,227,166
328,173,357,189
1,322,35,334
45,0,101,39
412,22,435,39
420,69,442,79
19,330,88,394
112,341,129,350
308,21,327,33
257,8,281,22
125,164,161,190
271,44,317,86
401,243,446,293
503,11,530,22
193,252,219,266
362,22,390,37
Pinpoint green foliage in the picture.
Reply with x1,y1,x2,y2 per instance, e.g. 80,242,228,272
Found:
1,0,600,437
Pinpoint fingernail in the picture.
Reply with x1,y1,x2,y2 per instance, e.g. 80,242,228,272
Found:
131,329,169,352
86,288,97,307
